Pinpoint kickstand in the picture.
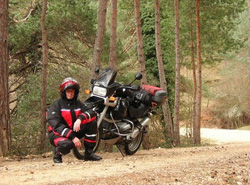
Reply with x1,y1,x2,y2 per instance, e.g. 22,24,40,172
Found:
116,144,126,157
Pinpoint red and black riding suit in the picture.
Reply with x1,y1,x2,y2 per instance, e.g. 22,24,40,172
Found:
47,98,97,155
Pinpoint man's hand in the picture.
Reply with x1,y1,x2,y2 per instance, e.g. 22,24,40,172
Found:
73,119,81,132
72,137,81,148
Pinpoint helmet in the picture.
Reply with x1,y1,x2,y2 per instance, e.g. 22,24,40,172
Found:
59,77,80,100
60,77,80,92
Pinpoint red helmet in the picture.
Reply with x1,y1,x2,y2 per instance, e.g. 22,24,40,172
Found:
59,77,80,92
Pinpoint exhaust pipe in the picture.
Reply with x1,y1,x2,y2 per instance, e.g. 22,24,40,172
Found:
140,117,150,127
130,117,151,139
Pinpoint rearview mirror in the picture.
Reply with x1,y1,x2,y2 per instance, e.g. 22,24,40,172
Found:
135,73,143,80
129,73,143,85
94,66,100,74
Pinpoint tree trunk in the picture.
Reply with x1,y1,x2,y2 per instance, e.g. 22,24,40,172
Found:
154,0,173,144
40,0,48,151
105,0,118,152
190,8,197,140
194,0,202,144
133,0,147,85
0,0,10,157
91,0,108,80
173,0,181,145
134,0,148,148
109,0,118,69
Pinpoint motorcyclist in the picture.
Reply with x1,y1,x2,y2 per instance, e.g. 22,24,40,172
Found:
47,77,102,163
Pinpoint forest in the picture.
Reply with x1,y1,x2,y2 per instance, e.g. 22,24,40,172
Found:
0,0,249,157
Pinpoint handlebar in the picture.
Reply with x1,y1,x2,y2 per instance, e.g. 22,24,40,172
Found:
106,83,140,92
117,85,140,91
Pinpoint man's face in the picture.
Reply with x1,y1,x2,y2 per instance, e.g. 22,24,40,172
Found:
65,88,75,100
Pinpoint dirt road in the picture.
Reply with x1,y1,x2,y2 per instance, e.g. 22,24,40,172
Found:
0,130,250,185
180,128,250,144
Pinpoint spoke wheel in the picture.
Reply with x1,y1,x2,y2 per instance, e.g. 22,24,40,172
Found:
124,131,143,155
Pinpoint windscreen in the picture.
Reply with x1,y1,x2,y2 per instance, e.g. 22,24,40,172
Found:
94,68,117,87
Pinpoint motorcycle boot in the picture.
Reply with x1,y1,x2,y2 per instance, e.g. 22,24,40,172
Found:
84,148,102,161
84,153,102,161
53,148,62,163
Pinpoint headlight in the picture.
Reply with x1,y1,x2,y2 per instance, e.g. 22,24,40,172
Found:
92,86,107,97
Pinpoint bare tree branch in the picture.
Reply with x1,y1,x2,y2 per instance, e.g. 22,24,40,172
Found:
13,1,39,23
9,79,27,93
122,29,136,54
9,98,18,105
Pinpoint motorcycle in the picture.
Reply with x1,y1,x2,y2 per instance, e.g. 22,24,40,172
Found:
73,68,167,159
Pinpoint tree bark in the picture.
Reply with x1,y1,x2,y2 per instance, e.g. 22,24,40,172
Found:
91,0,108,79
194,0,202,144
155,0,173,144
0,0,10,157
173,0,181,145
134,0,148,148
190,8,197,141
40,0,48,151
133,0,147,85
109,0,118,69
103,0,118,153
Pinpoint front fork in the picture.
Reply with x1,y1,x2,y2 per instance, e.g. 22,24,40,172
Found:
97,105,109,128
96,96,119,128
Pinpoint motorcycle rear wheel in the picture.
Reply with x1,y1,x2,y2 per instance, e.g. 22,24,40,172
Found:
124,131,144,155
72,127,102,160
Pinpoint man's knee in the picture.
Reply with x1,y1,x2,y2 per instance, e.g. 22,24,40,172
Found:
57,139,74,155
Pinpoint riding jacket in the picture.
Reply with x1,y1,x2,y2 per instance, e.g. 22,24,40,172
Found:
47,98,96,140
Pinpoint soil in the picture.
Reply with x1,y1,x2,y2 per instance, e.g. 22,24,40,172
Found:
1,130,250,185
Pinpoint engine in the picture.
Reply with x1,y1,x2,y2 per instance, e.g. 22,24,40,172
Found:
117,121,132,133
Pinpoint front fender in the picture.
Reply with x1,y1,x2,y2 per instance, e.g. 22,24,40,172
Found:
83,96,104,110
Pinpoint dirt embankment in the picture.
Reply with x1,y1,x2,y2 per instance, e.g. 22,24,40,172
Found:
0,141,249,185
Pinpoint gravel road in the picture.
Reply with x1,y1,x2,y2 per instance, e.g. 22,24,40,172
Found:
0,128,249,185
180,128,250,144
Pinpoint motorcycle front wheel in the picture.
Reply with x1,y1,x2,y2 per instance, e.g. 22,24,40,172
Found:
72,127,102,160
124,131,144,155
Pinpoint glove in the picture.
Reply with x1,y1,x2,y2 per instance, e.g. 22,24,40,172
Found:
73,119,81,132
72,137,81,148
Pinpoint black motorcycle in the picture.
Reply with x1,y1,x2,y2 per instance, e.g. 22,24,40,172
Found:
73,68,167,159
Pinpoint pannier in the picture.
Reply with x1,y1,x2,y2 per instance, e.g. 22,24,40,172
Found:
128,103,149,118
112,98,128,120
128,85,167,118
128,89,151,118
141,85,167,106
